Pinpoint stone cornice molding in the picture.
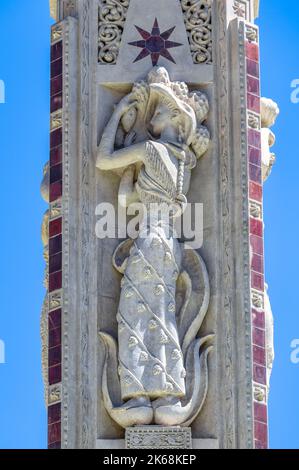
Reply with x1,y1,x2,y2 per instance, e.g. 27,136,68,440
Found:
50,1,260,21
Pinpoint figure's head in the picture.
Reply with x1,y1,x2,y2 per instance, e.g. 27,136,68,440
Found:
261,97,279,128
150,100,182,138
148,84,196,144
131,67,210,159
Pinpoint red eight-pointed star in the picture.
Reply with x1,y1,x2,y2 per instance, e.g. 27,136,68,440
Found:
128,18,183,66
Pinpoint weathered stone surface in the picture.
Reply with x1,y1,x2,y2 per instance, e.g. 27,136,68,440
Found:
44,0,276,450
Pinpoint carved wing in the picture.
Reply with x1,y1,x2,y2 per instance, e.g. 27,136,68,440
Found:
176,249,210,357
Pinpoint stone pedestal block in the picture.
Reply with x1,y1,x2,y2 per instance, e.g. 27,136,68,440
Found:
125,426,192,449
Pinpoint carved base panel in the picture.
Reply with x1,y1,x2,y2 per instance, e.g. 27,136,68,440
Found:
125,426,192,449
96,437,219,449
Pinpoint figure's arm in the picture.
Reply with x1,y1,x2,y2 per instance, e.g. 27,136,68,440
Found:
96,94,145,171
118,165,139,208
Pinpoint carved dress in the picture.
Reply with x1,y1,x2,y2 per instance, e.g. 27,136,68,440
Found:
116,140,186,401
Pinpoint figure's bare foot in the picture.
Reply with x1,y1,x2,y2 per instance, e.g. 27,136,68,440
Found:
109,396,153,427
153,396,184,426
152,396,181,410
122,396,151,410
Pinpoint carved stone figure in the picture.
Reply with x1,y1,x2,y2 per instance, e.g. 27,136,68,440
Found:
264,284,274,392
40,161,50,403
260,97,279,392
97,67,212,428
260,97,279,182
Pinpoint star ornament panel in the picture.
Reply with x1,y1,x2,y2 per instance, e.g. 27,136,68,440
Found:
128,18,183,66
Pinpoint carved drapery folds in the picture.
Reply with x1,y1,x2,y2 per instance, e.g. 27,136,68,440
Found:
98,0,130,64
180,0,212,64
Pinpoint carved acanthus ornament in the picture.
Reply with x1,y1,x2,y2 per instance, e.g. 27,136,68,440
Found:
252,291,264,310
180,0,212,64
233,0,246,18
98,0,130,64
248,112,260,130
250,201,262,220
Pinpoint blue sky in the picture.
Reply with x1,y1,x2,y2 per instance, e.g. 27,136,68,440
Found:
0,0,298,449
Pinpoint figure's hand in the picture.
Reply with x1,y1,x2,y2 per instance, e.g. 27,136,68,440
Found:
115,93,138,117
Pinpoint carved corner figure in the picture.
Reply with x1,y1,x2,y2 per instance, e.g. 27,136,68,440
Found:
96,67,213,428
261,97,279,182
260,97,279,394
41,162,50,404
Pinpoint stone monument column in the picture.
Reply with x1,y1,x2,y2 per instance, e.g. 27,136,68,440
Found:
44,0,276,449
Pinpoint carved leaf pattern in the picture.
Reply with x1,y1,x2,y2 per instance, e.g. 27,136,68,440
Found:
180,0,212,64
98,0,130,64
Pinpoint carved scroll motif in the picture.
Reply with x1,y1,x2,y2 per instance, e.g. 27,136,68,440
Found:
180,0,212,64
98,0,130,64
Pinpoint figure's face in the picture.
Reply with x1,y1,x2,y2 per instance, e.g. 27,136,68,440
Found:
150,104,179,137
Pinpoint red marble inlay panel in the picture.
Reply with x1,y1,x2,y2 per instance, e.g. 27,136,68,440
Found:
50,163,63,184
253,345,266,366
246,41,259,61
249,182,262,202
254,421,268,447
51,58,63,79
250,218,263,237
50,146,62,167
50,128,62,149
249,163,262,184
252,309,265,330
250,234,264,256
51,41,63,62
253,327,265,348
247,76,260,96
49,309,61,330
253,363,267,385
49,234,62,255
255,440,266,449
51,75,63,97
48,422,61,445
50,181,63,202
49,326,61,349
49,271,62,292
49,218,62,238
251,254,264,274
248,146,261,166
48,403,61,425
48,442,61,449
49,345,62,367
254,402,268,424
51,93,63,113
49,253,62,274
49,364,61,385
248,129,261,149
251,271,264,292
247,58,259,78
247,93,260,113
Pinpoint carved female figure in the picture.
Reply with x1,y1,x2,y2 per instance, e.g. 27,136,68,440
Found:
97,67,212,427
